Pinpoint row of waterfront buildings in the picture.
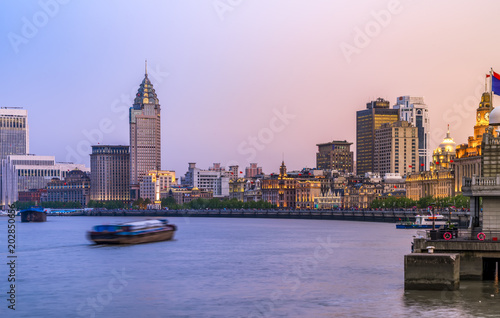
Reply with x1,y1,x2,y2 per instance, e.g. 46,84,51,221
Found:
0,68,495,209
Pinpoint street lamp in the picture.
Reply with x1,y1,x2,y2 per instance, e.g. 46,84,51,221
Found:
430,202,436,230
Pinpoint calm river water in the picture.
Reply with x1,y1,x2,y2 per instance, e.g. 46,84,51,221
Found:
1,216,500,318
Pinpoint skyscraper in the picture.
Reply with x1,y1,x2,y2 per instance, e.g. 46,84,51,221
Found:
374,121,418,176
393,96,430,171
0,107,28,159
0,107,29,207
356,98,399,176
129,62,161,200
90,145,130,201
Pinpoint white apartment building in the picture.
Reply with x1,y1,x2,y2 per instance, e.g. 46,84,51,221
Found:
1,154,89,207
182,163,230,198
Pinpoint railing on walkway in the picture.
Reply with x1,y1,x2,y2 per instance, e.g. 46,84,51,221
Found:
418,229,500,242
463,176,500,187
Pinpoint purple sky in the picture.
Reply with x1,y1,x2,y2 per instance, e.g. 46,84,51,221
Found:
1,0,500,175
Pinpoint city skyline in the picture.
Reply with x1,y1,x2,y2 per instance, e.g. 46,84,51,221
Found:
2,1,500,174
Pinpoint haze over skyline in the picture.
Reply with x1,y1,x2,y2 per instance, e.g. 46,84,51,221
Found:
2,0,500,175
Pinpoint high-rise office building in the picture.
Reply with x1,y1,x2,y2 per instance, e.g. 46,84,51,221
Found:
356,98,399,176
374,121,418,176
129,63,161,200
394,96,430,171
316,140,354,173
90,145,130,201
0,107,29,206
0,107,28,159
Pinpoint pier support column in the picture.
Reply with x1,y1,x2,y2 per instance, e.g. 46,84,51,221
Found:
404,253,460,290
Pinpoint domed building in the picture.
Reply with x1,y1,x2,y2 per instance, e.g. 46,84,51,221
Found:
405,127,456,200
431,126,456,171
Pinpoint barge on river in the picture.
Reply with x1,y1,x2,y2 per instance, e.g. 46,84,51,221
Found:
20,207,47,222
87,219,176,244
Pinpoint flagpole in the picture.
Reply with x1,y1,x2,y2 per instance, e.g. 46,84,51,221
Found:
491,67,494,107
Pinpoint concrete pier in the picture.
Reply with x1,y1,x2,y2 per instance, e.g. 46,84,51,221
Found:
404,253,460,290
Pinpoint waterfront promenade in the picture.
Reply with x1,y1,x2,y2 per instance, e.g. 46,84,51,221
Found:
50,208,471,226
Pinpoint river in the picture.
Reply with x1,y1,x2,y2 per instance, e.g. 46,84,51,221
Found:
1,216,499,317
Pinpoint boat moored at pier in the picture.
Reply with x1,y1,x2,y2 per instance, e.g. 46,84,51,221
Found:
87,219,177,244
20,207,47,222
396,214,448,229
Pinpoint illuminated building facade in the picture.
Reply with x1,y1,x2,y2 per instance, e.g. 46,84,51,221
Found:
243,179,262,202
229,178,246,201
130,63,161,200
90,145,130,201
314,188,343,209
295,180,321,209
374,121,418,176
140,170,176,203
261,161,296,208
343,180,383,209
356,98,399,176
454,92,495,193
405,128,456,200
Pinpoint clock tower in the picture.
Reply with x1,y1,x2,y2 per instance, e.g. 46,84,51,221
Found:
472,92,494,148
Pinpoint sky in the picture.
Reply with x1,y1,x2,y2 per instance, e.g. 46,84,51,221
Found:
1,0,500,176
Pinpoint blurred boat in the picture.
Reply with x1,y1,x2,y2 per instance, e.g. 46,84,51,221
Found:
87,219,176,244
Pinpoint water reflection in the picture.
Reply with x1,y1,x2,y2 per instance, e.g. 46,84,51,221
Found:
403,281,500,317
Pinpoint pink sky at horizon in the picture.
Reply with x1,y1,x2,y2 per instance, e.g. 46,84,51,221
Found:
1,0,500,176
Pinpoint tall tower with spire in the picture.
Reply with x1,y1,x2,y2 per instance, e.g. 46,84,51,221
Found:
129,61,161,200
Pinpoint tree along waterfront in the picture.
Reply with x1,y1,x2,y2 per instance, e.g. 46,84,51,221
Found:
369,195,470,210
14,195,469,212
